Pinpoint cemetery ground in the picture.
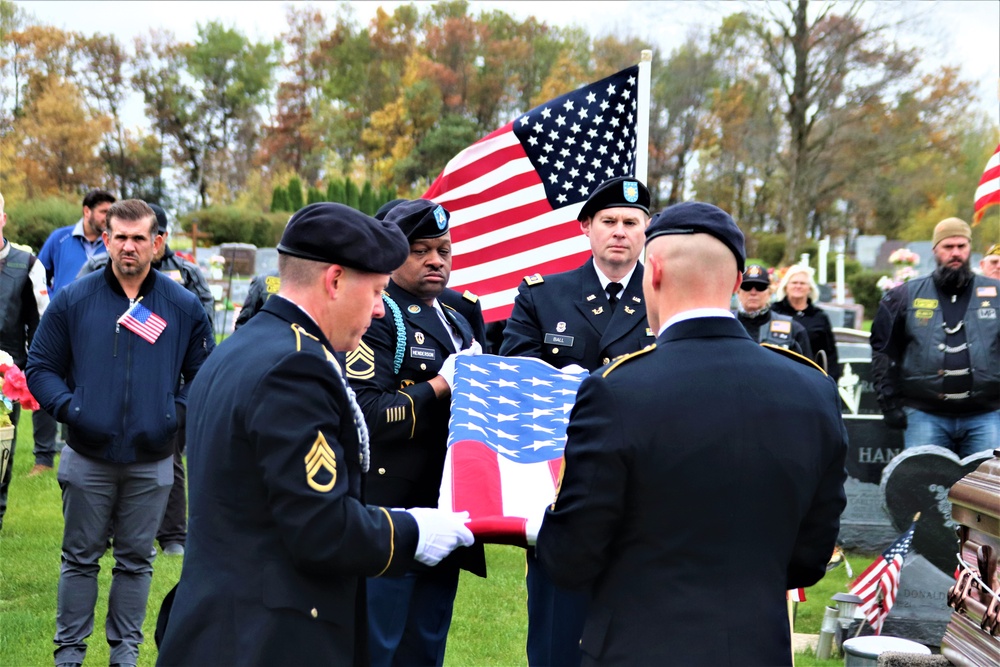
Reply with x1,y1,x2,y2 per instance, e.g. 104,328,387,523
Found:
1,418,867,666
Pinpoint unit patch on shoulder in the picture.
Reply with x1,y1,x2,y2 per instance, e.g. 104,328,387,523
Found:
761,343,827,375
462,290,479,303
524,273,544,286
346,340,375,380
305,431,337,493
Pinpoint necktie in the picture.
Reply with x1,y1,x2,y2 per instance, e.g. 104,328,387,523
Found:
606,282,623,308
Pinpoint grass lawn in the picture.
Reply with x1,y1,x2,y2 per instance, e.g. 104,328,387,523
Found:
1,416,864,666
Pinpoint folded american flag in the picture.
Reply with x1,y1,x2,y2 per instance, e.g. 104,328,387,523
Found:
118,301,167,344
439,354,585,545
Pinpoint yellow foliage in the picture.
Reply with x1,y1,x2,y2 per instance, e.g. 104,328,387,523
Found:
16,77,110,197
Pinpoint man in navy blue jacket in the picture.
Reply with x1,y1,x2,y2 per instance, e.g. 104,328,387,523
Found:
27,199,213,667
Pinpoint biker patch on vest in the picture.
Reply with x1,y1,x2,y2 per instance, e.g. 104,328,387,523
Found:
913,298,938,309
770,319,791,334
979,308,997,319
977,286,998,298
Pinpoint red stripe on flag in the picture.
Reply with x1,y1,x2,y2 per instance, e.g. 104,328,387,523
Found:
443,171,542,219
449,440,503,518
547,457,562,486
424,124,516,198
455,221,582,267
456,250,593,298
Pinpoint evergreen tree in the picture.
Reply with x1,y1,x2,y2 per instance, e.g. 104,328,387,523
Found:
307,186,324,204
326,179,344,203
344,177,360,210
270,186,290,212
287,176,304,211
359,181,376,215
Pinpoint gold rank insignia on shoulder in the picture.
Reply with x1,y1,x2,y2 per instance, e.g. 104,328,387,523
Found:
463,290,479,303
591,306,604,315
305,431,337,493
265,275,281,293
524,273,544,286
346,341,375,380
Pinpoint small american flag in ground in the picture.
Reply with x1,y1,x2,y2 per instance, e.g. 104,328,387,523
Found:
849,521,916,635
423,66,640,322
118,301,167,344
439,354,585,545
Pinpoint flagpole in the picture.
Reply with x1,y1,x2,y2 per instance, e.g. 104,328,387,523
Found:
635,49,652,185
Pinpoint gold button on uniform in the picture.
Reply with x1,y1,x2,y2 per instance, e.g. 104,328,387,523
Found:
311,608,318,618
552,348,559,354
602,357,610,365
378,467,386,475
420,363,427,370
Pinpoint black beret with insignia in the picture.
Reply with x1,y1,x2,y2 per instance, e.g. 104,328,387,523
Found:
578,176,650,221
384,199,450,242
277,202,409,274
645,201,746,273
375,198,408,221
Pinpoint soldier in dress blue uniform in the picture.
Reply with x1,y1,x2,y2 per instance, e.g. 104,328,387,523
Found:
156,203,474,667
536,202,847,666
346,199,486,667
499,176,654,667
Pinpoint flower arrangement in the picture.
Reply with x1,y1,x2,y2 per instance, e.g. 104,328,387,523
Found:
878,248,921,292
209,254,226,280
1,350,40,428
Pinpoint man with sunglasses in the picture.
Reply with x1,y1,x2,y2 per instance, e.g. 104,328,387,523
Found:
735,264,812,357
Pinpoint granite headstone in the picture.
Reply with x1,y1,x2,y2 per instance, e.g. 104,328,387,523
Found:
869,446,994,646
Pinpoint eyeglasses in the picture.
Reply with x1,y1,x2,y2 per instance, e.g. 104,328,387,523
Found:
740,284,769,292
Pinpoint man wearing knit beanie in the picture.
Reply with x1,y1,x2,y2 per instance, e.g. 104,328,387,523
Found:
870,217,1000,456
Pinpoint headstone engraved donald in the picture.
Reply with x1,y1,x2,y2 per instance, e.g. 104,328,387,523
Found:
872,446,993,646
835,339,904,551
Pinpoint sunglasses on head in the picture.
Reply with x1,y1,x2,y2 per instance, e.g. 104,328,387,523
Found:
740,283,769,292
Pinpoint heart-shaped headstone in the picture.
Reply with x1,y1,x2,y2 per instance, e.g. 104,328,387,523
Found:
880,446,992,574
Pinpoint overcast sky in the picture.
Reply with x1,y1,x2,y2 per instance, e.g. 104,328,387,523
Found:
15,0,1000,129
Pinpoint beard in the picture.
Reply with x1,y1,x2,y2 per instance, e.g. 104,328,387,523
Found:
933,257,973,293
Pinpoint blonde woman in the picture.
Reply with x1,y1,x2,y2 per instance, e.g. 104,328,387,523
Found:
772,265,840,379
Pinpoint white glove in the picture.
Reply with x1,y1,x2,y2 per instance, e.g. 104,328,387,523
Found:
437,342,482,389
525,512,545,547
560,364,587,375
407,508,474,566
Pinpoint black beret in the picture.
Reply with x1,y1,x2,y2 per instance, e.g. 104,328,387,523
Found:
374,198,408,221
741,263,771,288
645,201,746,273
277,203,409,274
384,199,450,242
148,203,168,233
578,176,650,221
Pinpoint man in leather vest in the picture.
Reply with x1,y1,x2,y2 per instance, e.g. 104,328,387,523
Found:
872,218,1000,456
735,263,812,357
0,191,50,531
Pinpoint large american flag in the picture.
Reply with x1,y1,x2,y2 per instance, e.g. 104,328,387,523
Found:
973,142,1000,225
848,521,916,635
424,66,641,322
438,354,585,545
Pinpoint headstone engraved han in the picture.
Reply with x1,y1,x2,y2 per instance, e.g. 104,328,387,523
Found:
836,342,904,551
872,446,993,647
